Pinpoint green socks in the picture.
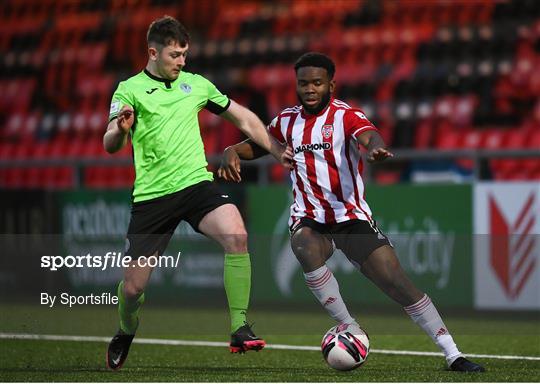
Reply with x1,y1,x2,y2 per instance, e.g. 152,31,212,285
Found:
224,253,251,333
117,280,144,335
116,254,250,335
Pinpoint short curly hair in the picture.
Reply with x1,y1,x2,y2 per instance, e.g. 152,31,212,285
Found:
294,52,335,79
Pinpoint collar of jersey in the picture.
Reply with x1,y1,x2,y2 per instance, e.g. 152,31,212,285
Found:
143,69,182,89
301,97,334,119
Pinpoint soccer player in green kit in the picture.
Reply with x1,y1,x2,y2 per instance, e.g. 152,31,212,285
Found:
104,16,292,370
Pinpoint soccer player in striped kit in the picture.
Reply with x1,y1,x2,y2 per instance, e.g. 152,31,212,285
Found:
219,52,484,372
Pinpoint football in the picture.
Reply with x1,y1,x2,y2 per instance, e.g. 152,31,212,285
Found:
321,323,370,371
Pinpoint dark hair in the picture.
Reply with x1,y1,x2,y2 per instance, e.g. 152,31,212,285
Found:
294,52,336,79
147,16,190,48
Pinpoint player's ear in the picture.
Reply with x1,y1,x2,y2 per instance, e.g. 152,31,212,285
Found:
148,45,159,61
329,79,336,93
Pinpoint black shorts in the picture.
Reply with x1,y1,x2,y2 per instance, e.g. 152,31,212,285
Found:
289,217,392,263
125,181,231,258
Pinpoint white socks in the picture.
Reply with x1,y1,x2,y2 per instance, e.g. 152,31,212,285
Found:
304,267,462,366
304,264,356,325
404,294,462,365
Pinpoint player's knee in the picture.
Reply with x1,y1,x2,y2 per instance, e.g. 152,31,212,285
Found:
291,229,322,262
291,235,310,259
123,280,145,299
223,232,248,254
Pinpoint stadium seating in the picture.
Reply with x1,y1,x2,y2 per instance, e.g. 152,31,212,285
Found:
0,0,538,188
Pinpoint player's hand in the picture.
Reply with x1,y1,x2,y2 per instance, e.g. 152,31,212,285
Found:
367,147,394,163
218,147,242,182
280,145,294,170
116,105,134,134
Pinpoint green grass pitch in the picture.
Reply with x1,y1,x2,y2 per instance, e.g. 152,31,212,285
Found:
0,303,538,382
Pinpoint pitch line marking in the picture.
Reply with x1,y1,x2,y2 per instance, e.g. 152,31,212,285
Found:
1,333,539,361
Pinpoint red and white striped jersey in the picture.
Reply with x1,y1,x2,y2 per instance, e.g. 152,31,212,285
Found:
268,98,378,226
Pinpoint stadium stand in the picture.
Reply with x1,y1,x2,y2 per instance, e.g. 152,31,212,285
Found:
0,0,538,188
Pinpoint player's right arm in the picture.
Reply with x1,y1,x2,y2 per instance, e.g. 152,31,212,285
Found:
218,139,267,182
229,139,268,160
218,113,293,182
103,106,134,153
104,81,136,154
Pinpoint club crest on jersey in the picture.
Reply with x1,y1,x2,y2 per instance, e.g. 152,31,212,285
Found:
180,83,192,93
322,124,333,139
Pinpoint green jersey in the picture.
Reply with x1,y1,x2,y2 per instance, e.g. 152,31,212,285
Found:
109,69,230,202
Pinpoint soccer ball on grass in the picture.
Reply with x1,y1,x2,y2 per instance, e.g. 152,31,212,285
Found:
321,323,370,371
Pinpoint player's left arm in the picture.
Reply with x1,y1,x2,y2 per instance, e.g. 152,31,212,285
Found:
357,130,394,163
221,100,293,169
345,109,394,163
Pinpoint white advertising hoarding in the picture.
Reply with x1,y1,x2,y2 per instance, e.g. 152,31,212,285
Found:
474,182,540,309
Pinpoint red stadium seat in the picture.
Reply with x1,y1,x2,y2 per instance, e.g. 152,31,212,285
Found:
414,120,433,148
522,159,540,175
55,167,74,189
65,138,86,158
462,130,484,149
42,167,58,188
483,130,505,150
5,113,24,140
529,168,540,180
0,143,14,159
528,131,540,149
31,142,52,159
12,143,31,159
85,166,130,189
84,138,107,158
25,167,42,188
0,168,7,186
452,95,477,128
435,129,462,149
5,168,25,188
492,160,518,180
48,137,70,158
84,167,101,188
504,130,526,149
